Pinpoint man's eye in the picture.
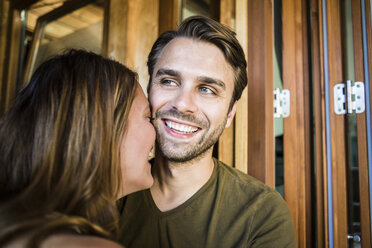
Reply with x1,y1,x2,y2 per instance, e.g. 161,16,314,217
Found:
199,86,215,95
160,79,177,86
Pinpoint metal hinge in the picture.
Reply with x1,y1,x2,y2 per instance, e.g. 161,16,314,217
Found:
334,80,365,115
274,88,290,118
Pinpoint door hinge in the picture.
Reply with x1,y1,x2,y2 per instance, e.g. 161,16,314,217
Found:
274,88,290,118
334,81,365,115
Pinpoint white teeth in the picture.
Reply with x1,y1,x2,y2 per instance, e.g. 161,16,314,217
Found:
165,120,198,134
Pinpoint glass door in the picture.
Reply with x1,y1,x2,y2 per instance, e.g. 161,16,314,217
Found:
315,0,372,247
341,0,362,245
24,0,105,84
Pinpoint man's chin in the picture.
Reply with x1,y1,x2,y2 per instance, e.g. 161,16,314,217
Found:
160,150,196,163
159,143,212,164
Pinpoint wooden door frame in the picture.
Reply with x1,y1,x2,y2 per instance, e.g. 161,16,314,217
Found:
104,0,159,90
245,0,274,185
158,0,179,35
352,0,372,247
219,0,249,174
0,1,21,116
218,0,237,168
351,0,371,247
23,0,94,84
325,0,348,246
282,0,312,246
310,0,326,246
317,0,372,246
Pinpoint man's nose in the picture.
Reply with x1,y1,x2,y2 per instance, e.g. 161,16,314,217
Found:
171,88,198,113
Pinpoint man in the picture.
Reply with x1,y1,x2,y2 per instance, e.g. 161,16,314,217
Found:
118,16,296,248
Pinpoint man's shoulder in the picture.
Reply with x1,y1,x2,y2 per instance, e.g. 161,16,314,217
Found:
215,159,273,189
214,158,282,202
214,159,296,247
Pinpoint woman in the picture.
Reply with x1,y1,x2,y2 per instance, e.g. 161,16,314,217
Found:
0,50,155,247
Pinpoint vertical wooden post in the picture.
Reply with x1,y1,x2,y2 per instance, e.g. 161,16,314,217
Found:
311,0,326,246
0,1,21,115
352,0,371,247
368,0,372,137
103,0,129,65
246,0,274,186
282,0,312,246
329,0,348,246
104,0,159,90
234,0,249,174
319,0,348,246
302,1,313,245
0,0,10,114
158,0,179,34
218,0,236,167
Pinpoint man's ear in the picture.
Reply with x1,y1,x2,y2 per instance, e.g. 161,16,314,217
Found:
225,101,237,128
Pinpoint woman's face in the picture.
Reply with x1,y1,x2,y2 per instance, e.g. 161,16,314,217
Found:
119,84,156,197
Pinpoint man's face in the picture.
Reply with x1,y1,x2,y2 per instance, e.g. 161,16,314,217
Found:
149,38,237,162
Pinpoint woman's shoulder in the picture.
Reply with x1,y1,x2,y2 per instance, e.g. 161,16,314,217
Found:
41,234,124,248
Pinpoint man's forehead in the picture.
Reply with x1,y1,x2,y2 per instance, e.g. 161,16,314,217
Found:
153,38,234,86
158,37,221,61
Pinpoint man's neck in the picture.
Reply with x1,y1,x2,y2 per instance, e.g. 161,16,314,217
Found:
150,150,215,212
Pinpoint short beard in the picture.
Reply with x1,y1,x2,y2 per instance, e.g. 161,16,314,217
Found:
154,109,227,163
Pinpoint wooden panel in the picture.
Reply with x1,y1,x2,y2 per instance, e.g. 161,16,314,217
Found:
311,0,326,246
0,0,10,114
219,0,235,27
282,0,298,242
367,0,372,158
263,0,274,187
246,0,273,185
158,0,179,34
316,1,330,246
282,0,311,245
209,0,220,21
0,5,21,115
218,123,234,166
234,0,248,174
104,0,159,90
301,1,313,246
218,0,235,167
326,0,348,246
41,5,103,39
103,0,129,65
125,0,159,88
27,2,64,32
351,0,372,246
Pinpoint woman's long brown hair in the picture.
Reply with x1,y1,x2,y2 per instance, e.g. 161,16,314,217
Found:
0,50,137,247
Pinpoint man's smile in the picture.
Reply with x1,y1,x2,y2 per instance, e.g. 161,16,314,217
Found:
162,118,201,138
163,119,199,134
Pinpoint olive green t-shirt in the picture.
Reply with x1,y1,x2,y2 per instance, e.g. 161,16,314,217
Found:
118,158,296,248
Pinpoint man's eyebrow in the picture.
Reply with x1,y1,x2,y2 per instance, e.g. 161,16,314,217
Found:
155,69,180,78
198,76,226,90
154,69,226,89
